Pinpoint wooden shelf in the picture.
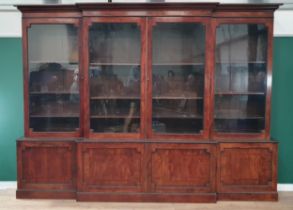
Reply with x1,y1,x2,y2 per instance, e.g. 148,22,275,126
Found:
215,92,265,96
30,91,79,95
90,62,204,66
214,129,263,133
91,115,140,119
30,61,78,64
90,63,140,66
91,96,140,100
216,61,266,64
153,114,202,119
153,62,204,66
153,96,203,100
214,116,264,120
30,114,79,118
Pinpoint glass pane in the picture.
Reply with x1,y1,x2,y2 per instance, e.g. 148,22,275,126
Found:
214,24,268,133
89,23,141,133
28,24,79,132
152,23,205,134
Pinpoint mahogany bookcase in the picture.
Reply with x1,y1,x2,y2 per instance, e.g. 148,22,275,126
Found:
16,2,280,202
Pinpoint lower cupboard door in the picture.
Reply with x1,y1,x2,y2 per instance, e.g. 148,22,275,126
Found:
17,141,76,191
77,143,145,193
149,143,217,193
217,142,278,193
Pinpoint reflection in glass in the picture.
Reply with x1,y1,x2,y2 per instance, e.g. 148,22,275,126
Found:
214,24,268,133
152,23,205,134
28,24,79,132
89,23,141,133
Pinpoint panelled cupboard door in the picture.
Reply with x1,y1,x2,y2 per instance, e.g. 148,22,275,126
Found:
149,143,216,193
147,17,211,140
77,142,145,193
83,17,146,139
17,141,76,194
211,18,273,140
217,143,277,193
23,19,81,137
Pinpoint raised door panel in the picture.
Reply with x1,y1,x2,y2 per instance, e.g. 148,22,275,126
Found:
218,143,277,192
17,141,75,190
78,143,145,192
150,143,216,193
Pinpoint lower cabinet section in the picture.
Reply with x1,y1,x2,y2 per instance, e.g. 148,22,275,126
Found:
16,139,278,202
217,142,278,201
76,142,216,202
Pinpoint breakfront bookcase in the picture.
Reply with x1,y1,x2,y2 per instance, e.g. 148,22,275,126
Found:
16,2,280,202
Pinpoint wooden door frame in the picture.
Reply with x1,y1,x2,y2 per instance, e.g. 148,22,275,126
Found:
22,18,81,138
81,17,147,140
210,18,274,140
146,17,212,141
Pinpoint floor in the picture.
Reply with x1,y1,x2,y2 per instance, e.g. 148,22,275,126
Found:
0,189,293,210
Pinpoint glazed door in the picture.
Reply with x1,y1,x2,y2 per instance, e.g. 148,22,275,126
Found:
83,17,146,139
24,19,81,137
211,19,273,139
147,17,210,140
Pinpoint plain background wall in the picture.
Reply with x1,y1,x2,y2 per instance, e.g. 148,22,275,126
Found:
271,37,293,183
0,38,23,181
